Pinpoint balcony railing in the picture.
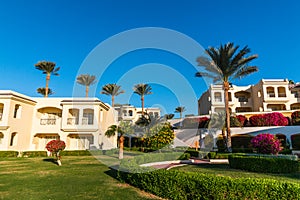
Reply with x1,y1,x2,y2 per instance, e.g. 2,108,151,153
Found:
82,117,93,125
267,93,275,98
278,93,286,97
67,117,79,125
40,118,56,125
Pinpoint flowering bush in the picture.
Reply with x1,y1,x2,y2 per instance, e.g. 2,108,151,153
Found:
251,133,282,154
46,139,66,156
291,111,300,125
249,112,288,126
236,115,248,126
182,117,209,128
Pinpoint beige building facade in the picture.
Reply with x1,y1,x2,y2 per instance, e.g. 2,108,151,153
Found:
198,79,300,115
0,90,117,151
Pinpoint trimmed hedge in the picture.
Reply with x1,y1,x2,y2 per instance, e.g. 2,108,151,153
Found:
22,151,47,157
0,151,18,157
118,169,300,200
229,154,299,173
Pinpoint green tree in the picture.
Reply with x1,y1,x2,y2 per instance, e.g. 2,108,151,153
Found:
37,87,53,97
144,122,174,150
105,121,134,159
133,83,152,115
35,61,60,98
101,83,125,107
175,106,186,119
76,74,96,97
196,42,258,152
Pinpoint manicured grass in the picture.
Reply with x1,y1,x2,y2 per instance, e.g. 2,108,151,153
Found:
173,163,300,184
0,156,163,200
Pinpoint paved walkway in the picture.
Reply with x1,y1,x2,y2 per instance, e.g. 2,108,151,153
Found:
149,158,228,170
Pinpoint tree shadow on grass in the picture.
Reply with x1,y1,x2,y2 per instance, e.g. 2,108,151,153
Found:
104,165,120,180
43,158,59,165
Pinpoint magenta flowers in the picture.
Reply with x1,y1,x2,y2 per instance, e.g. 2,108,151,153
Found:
251,133,282,154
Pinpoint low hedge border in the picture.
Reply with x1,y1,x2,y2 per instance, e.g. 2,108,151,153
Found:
229,154,299,173
118,169,300,200
0,151,18,157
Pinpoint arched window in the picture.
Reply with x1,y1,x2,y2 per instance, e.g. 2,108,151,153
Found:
13,104,22,118
266,87,275,97
10,132,17,146
278,87,286,97
214,92,222,102
128,110,133,116
83,109,94,125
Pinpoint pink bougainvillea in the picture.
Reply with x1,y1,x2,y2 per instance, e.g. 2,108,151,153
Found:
249,112,288,126
251,133,282,154
46,139,66,154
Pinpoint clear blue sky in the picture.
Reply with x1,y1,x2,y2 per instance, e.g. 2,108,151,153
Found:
0,0,300,117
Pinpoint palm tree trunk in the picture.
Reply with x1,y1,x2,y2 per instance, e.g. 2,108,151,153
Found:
180,112,182,119
224,81,232,152
85,86,89,97
119,135,124,159
112,96,115,107
141,96,144,115
45,74,50,98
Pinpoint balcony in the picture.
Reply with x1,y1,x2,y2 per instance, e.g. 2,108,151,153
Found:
67,117,79,125
267,93,275,98
40,118,56,125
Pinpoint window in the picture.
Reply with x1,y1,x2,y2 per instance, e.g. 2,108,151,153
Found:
83,109,94,125
13,104,21,118
266,87,275,97
10,132,17,146
128,110,133,116
278,87,286,97
228,92,232,101
0,132,3,144
214,92,222,102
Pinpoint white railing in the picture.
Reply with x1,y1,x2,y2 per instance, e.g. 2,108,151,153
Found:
40,118,56,125
67,117,79,125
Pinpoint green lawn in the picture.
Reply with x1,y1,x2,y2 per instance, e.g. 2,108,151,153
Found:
173,163,300,184
0,156,163,200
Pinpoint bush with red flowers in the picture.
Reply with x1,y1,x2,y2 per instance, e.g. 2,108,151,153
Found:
251,133,282,154
46,139,66,165
249,112,288,126
236,115,248,126
182,117,209,128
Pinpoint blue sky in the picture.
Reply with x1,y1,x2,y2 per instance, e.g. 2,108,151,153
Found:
0,0,300,117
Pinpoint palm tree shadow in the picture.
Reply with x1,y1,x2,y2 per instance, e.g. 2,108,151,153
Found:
43,158,58,165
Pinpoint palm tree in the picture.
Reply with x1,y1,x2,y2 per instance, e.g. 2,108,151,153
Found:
35,61,60,98
196,42,258,152
37,87,53,97
76,74,96,97
175,106,186,119
133,83,152,115
101,83,125,107
105,121,133,159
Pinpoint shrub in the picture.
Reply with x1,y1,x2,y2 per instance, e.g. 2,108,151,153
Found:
118,169,300,200
22,151,47,157
251,133,282,154
291,111,300,125
0,151,18,157
182,117,209,129
249,112,289,126
229,154,299,173
60,150,92,156
230,116,242,127
236,115,248,126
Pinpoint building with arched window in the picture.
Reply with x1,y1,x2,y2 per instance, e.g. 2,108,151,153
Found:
0,90,117,151
198,79,300,116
